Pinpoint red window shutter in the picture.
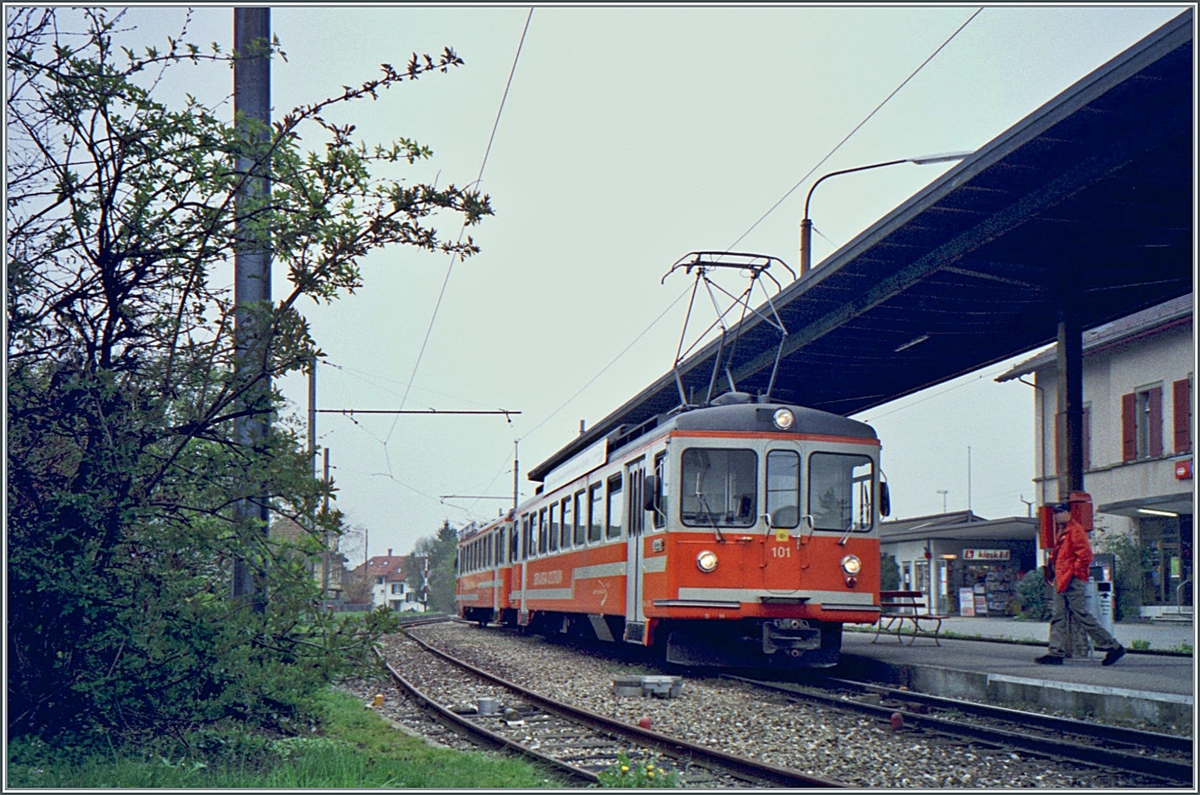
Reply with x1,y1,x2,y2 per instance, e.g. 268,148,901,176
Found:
1174,379,1192,454
1121,393,1137,462
1148,386,1163,458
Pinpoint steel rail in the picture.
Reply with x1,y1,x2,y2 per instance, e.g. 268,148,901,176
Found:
373,646,599,786
821,674,1194,755
402,629,849,788
727,674,1192,785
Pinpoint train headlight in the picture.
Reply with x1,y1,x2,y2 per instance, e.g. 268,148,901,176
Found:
841,555,862,576
696,550,719,573
772,408,795,430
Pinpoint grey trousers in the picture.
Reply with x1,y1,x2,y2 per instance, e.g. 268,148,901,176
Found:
1047,577,1120,656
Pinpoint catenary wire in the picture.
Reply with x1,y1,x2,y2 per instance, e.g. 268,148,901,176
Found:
724,7,982,255
381,7,535,478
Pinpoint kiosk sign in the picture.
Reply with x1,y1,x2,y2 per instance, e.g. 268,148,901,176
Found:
962,548,1010,561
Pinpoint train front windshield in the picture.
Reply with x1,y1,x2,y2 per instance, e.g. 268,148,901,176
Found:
808,453,875,534
679,446,876,533
681,448,757,527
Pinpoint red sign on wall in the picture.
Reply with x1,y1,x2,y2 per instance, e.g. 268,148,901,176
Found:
1175,458,1193,480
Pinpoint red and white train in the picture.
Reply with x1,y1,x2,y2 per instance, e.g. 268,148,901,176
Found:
455,391,889,667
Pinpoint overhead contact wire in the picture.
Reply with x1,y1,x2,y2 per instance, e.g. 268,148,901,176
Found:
725,7,982,254
381,8,535,478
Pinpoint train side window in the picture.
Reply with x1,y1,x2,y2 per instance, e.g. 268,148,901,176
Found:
548,503,559,552
808,453,875,533
487,533,494,567
588,483,603,542
766,450,801,528
606,474,624,539
522,514,531,560
560,496,573,549
538,507,548,554
573,490,586,546
509,521,518,562
651,452,667,529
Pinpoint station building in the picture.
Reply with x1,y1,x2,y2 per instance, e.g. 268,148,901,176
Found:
997,294,1194,619
880,511,1038,617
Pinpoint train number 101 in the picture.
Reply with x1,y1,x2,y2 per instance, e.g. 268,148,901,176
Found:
771,546,792,558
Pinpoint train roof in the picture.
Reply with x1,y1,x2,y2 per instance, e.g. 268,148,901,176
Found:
537,394,876,489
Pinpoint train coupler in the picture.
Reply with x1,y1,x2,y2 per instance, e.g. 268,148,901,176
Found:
762,618,821,656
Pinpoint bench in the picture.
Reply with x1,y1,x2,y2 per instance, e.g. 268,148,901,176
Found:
873,590,947,646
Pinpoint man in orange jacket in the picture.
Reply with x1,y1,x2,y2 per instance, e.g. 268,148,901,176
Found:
1036,504,1125,665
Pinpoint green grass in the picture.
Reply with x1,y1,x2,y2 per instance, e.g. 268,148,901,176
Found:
7,687,567,789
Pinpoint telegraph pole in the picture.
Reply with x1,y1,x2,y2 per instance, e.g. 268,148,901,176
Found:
232,7,272,609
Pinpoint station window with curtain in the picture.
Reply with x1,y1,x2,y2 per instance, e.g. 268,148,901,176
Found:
1123,384,1163,462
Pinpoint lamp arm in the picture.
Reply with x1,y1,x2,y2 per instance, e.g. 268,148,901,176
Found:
802,159,907,219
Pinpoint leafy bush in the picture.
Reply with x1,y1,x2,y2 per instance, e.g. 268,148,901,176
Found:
6,8,481,740
1094,531,1151,621
1015,569,1053,621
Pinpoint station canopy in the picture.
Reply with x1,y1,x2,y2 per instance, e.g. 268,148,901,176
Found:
531,10,1194,483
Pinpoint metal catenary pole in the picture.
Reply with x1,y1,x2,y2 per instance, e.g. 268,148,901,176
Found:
231,7,272,609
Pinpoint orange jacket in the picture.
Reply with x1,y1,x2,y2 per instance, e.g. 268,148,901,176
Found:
1051,518,1094,593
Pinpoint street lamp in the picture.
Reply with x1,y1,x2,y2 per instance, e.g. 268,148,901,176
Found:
798,151,973,277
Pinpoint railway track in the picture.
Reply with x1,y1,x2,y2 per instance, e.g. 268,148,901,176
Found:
383,620,1190,788
375,627,847,788
729,674,1193,786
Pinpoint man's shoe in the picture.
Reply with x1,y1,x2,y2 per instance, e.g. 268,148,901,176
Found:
1035,654,1064,665
1102,646,1126,666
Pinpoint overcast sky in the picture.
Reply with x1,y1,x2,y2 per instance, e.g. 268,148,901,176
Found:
99,4,1187,563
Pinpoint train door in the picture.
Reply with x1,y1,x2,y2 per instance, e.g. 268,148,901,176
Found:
518,513,530,626
492,526,503,620
763,446,805,593
624,458,647,641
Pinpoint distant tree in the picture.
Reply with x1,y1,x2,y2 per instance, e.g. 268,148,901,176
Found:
880,552,900,591
413,520,460,613
1095,532,1152,621
6,8,489,739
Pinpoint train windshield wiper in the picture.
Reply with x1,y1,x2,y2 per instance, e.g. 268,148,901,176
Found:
695,490,726,543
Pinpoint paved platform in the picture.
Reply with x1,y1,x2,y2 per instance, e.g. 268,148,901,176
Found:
838,621,1194,732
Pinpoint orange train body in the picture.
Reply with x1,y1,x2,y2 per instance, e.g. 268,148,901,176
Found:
456,398,887,667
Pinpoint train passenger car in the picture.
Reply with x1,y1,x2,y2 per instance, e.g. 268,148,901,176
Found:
458,391,888,667
455,515,514,625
